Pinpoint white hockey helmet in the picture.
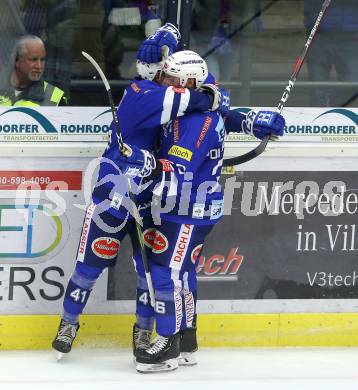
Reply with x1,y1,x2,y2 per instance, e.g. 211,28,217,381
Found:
162,50,208,88
136,60,162,81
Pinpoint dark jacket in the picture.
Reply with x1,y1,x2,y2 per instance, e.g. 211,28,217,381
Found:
304,0,358,32
0,76,66,106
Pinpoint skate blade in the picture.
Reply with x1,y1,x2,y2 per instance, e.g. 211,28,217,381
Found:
178,352,197,366
136,358,178,373
54,351,64,361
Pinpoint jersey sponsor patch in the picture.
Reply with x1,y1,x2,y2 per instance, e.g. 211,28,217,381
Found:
170,224,193,269
130,82,141,93
192,203,205,219
77,203,96,261
191,244,203,264
91,237,120,259
196,116,212,149
173,118,180,143
159,159,174,172
168,145,192,161
210,200,224,219
183,290,195,327
143,228,169,253
110,192,123,210
174,286,183,333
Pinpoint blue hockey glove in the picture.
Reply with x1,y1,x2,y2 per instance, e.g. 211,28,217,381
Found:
242,110,285,140
218,87,230,116
115,143,156,178
198,84,230,116
137,22,181,63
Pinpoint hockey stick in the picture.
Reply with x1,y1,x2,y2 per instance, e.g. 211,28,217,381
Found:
82,51,156,307
223,0,332,167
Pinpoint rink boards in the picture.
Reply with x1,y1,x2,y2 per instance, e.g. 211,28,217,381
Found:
3,313,358,349
0,106,358,349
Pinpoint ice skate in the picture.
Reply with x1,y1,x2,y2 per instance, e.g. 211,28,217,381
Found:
178,326,198,366
132,323,152,357
135,333,180,373
52,318,79,359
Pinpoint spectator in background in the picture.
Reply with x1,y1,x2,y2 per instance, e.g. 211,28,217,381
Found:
192,0,263,82
304,0,358,107
0,35,67,106
42,0,77,100
22,0,77,101
101,0,162,79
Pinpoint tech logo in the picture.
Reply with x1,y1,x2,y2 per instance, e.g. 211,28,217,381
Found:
196,247,244,281
191,244,203,264
91,237,120,259
143,228,169,254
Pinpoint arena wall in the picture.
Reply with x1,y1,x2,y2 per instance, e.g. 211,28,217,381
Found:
1,106,358,349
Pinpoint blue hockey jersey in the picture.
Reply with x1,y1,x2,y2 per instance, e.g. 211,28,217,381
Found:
91,78,213,219
151,110,225,225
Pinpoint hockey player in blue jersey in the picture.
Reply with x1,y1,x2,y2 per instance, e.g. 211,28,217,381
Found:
113,50,285,372
129,62,286,370
52,22,284,363
51,23,230,358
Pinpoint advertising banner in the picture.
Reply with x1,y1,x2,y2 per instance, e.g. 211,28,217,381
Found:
108,170,358,303
226,107,358,143
1,153,358,315
0,106,356,143
0,156,109,315
0,107,111,142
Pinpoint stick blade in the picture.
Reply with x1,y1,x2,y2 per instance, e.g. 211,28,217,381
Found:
81,51,110,91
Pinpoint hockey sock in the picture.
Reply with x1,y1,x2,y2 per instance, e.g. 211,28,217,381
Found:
181,288,197,330
136,275,154,330
181,270,197,329
63,262,103,324
154,288,182,336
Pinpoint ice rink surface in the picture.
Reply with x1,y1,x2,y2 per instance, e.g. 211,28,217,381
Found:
1,348,358,390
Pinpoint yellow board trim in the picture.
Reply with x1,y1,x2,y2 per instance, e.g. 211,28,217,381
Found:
2,313,358,350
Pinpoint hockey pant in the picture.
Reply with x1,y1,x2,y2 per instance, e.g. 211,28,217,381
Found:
62,203,139,324
134,218,213,337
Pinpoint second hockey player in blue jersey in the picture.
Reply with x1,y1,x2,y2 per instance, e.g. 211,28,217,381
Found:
114,50,285,372
52,23,285,366
51,23,230,359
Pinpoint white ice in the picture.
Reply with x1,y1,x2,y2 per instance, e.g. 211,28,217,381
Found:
1,348,358,390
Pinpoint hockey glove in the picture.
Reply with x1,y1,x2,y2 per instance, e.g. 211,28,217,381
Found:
115,143,156,178
242,110,285,140
198,84,230,116
137,22,181,63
